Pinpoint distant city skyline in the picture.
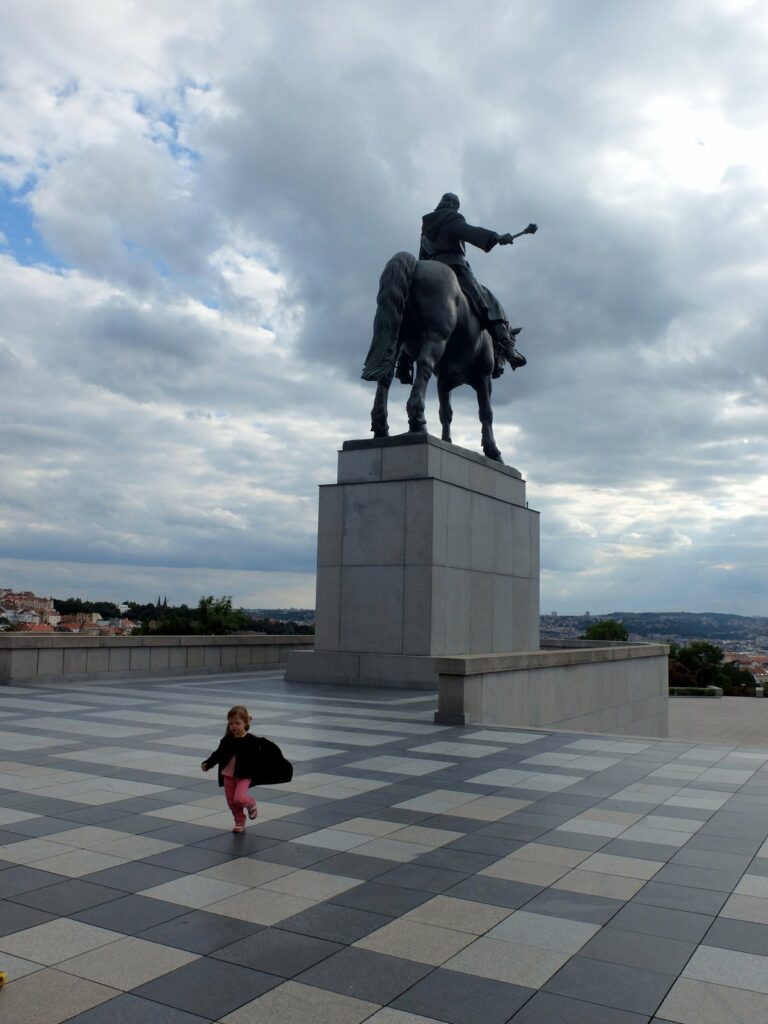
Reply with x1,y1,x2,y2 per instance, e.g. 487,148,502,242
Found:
2,2,766,616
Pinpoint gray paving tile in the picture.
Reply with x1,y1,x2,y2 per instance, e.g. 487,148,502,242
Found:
64,992,212,1022
330,880,432,916
496,811,570,830
249,841,336,868
579,925,697,974
698,813,768,839
703,917,768,956
212,927,342,976
392,965,533,1024
52,807,139,827
608,902,714,942
1,816,83,838
0,899,55,935
418,813,488,833
295,945,431,1002
536,831,609,852
521,888,624,925
412,847,499,873
444,833,525,857
9,879,124,916
309,852,395,880
374,862,468,893
651,863,745,892
0,864,69,898
544,956,676,1014
132,954,280,1017
280,900,393,943
141,846,233,873
191,832,282,856
632,881,728,915
599,839,679,862
510,991,651,1023
137,909,261,954
445,875,541,908
83,861,187,892
256,820,336,840
72,894,190,933
669,847,752,873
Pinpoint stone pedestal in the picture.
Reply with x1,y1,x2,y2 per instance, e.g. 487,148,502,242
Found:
286,433,539,689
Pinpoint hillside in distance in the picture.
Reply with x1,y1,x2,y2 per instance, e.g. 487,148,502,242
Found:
606,611,768,640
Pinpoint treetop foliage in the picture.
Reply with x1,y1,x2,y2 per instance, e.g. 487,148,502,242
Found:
669,640,756,695
580,619,629,642
54,597,121,618
133,595,313,636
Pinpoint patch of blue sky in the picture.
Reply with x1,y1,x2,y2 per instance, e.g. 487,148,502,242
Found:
121,238,172,279
134,89,203,165
0,184,67,270
53,78,78,101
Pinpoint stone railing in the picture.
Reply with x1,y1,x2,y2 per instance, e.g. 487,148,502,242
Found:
0,633,313,686
433,641,670,737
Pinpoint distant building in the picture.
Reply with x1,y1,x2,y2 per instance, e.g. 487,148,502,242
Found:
0,589,61,627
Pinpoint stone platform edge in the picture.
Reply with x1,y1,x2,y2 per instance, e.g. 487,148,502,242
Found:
0,634,313,685
342,432,524,480
433,641,670,738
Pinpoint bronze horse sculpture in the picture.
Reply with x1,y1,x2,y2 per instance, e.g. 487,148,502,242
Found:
361,246,529,463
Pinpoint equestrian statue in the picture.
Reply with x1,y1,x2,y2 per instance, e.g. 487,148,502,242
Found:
361,192,537,463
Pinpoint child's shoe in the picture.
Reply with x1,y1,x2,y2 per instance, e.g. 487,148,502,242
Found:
232,824,244,833
247,805,257,820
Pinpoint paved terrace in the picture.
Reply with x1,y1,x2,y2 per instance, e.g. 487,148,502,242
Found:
3,674,768,1024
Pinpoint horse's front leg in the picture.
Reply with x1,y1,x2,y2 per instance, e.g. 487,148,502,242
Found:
437,375,456,443
370,370,394,437
473,374,503,463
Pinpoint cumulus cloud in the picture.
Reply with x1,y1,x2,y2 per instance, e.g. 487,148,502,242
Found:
1,0,767,614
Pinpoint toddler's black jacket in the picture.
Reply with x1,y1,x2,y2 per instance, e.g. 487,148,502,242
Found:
202,733,292,788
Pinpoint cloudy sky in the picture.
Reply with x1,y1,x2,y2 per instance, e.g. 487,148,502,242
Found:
1,0,766,616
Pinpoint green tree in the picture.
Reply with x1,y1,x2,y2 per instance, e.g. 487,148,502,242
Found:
145,604,194,635
667,641,756,695
581,619,629,642
720,660,757,696
140,595,248,636
195,595,248,634
54,597,121,619
671,641,725,688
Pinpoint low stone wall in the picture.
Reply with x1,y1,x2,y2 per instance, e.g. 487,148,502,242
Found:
434,642,670,737
0,634,313,685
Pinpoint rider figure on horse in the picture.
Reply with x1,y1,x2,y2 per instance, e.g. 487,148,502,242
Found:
399,191,525,382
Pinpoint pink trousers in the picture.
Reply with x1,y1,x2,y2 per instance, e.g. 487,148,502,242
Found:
223,776,256,827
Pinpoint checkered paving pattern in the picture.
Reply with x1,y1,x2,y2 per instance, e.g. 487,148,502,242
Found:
3,673,768,1022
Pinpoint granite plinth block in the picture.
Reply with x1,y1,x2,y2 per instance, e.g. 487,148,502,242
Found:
287,434,539,689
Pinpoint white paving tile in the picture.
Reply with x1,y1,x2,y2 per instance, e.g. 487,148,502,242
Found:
347,756,455,775
463,730,546,744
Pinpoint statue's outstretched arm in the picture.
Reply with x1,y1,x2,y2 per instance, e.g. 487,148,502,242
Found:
498,224,538,245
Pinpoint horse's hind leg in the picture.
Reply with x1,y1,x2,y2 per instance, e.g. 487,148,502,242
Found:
437,375,457,443
406,336,443,434
473,374,503,463
370,370,393,437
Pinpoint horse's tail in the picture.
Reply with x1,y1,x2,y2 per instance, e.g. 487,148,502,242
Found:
361,251,417,381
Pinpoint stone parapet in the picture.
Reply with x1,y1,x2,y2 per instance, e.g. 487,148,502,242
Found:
434,642,670,737
0,634,313,685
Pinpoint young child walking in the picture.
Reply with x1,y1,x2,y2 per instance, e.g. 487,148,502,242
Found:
201,705,262,832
